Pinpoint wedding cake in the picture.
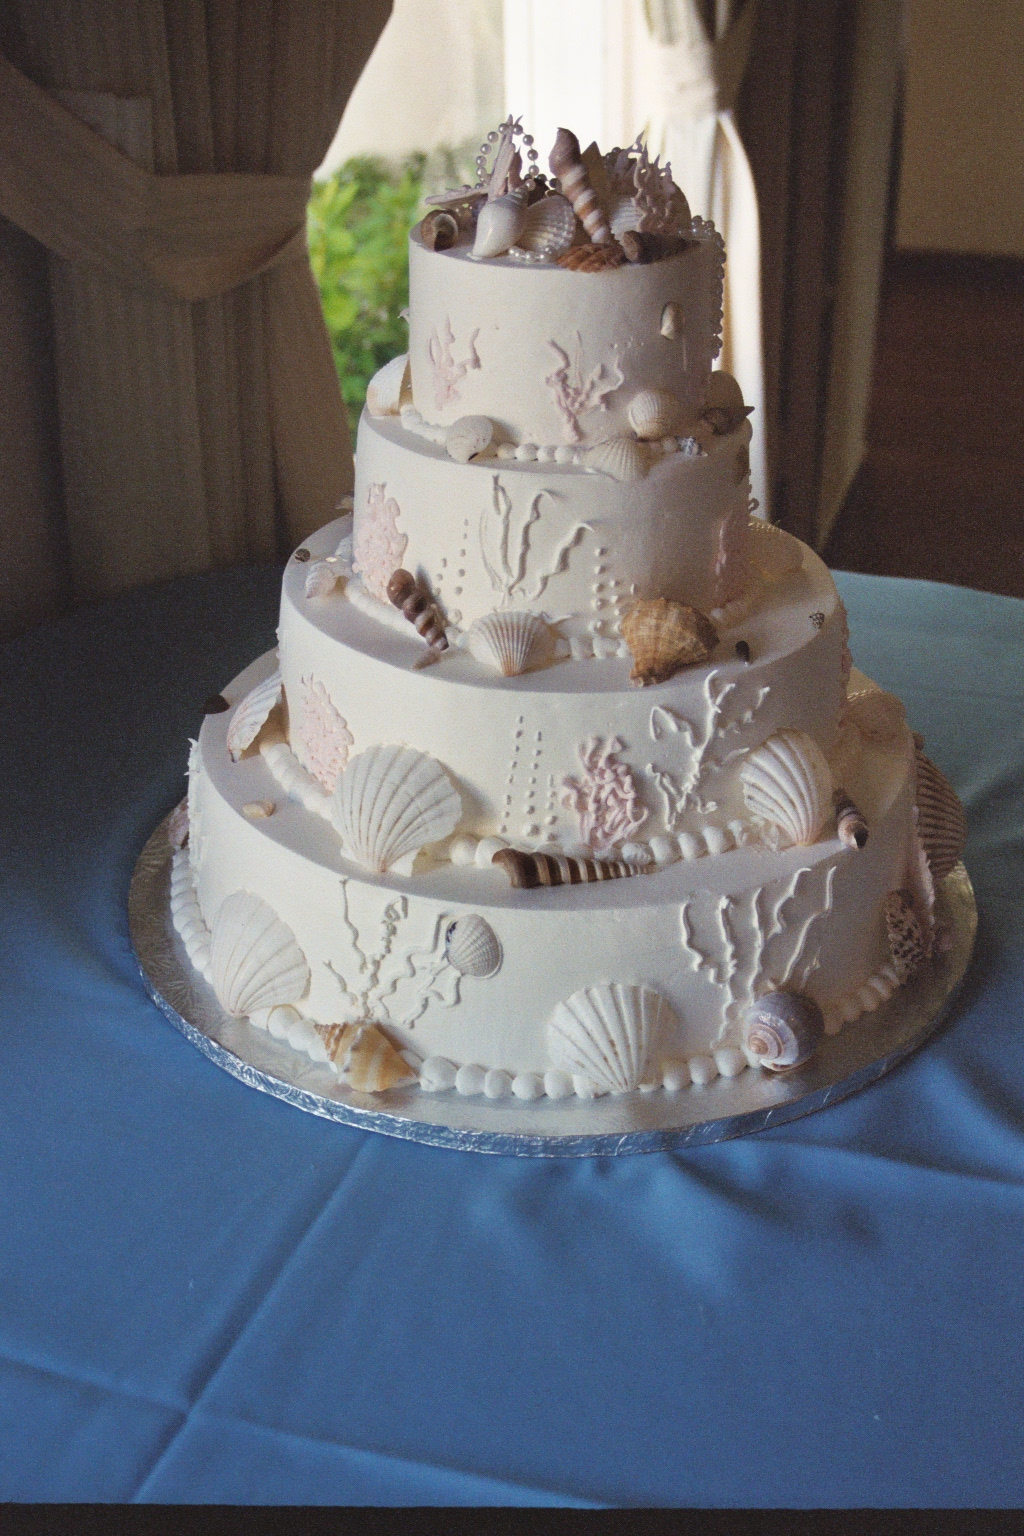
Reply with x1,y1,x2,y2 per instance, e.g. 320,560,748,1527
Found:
169,119,966,1107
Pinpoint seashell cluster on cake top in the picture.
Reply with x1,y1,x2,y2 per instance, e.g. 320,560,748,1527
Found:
174,115,967,1112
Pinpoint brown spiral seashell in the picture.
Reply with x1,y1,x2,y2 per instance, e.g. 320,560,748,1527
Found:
620,599,719,687
420,210,460,251
557,241,626,273
620,229,690,264
834,791,869,848
386,569,448,651
315,1022,416,1092
914,747,966,881
548,127,610,244
492,847,651,890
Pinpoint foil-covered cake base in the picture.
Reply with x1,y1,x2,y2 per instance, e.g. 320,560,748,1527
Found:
129,817,976,1157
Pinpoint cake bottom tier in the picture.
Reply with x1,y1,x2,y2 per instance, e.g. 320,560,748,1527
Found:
177,654,922,1106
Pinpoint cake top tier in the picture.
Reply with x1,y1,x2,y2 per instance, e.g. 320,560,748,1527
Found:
404,119,726,448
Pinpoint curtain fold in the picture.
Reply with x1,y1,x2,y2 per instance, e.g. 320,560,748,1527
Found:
641,0,767,516
0,0,391,637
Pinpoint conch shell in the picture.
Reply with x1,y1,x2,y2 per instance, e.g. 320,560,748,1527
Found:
549,127,611,244
315,1022,416,1092
620,599,719,686
472,190,528,259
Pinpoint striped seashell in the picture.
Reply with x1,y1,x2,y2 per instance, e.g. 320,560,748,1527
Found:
845,689,906,745
464,610,553,676
366,352,410,417
210,891,309,1016
834,791,869,848
472,190,528,259
743,991,824,1071
549,127,611,244
331,744,462,873
915,747,967,880
492,847,653,889
627,388,682,440
226,670,282,761
548,982,675,1094
740,729,832,848
445,914,502,977
885,889,927,983
445,415,493,463
608,192,642,240
621,599,719,686
315,1022,416,1092
420,209,460,251
557,241,625,273
514,193,576,257
386,569,448,650
586,436,651,482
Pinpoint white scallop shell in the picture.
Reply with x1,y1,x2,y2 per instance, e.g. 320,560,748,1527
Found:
609,192,643,240
845,688,906,745
472,191,528,259
210,891,310,1016
331,744,462,872
739,729,832,848
586,436,651,482
747,519,803,582
445,914,502,978
627,388,682,441
226,670,282,761
548,983,675,1095
513,193,576,257
366,352,409,417
445,415,493,463
464,610,554,676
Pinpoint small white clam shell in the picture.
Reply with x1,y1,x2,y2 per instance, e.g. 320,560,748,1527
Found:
547,983,676,1095
226,670,282,762
210,891,309,1016
472,191,528,259
513,193,576,257
586,436,651,482
445,914,502,978
331,744,462,873
366,353,410,417
740,729,832,848
627,388,682,441
445,415,494,463
464,609,554,677
304,560,339,599
743,990,824,1070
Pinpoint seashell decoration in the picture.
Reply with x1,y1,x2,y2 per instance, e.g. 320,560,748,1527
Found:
620,599,719,686
168,799,189,850
492,847,655,890
700,371,754,436
242,800,275,820
845,688,907,745
315,1022,417,1092
743,991,824,1071
620,229,689,264
445,914,502,978
557,242,626,273
608,192,642,240
834,791,869,849
365,353,410,417
586,436,651,482
513,193,576,258
548,982,675,1095
739,729,833,848
885,889,927,982
747,519,803,583
210,891,310,1017
472,190,528,259
445,415,494,463
627,388,682,441
660,301,683,339
915,747,967,881
226,670,282,762
386,569,449,651
549,127,611,244
420,209,460,251
464,610,553,677
304,560,340,599
331,744,462,873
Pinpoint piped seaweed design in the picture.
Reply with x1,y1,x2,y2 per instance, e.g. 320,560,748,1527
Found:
322,882,468,1030
679,860,838,1042
545,333,624,443
186,738,206,877
561,735,648,854
479,475,591,607
647,671,771,826
428,317,481,410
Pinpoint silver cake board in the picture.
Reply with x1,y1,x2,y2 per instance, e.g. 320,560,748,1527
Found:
129,818,977,1157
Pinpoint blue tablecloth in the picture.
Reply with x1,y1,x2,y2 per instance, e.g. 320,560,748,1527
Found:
2,567,1022,1507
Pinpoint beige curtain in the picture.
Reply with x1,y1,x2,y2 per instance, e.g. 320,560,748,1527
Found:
640,0,766,515
0,0,391,639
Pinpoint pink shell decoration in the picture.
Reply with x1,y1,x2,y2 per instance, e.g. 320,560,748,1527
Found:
915,747,966,881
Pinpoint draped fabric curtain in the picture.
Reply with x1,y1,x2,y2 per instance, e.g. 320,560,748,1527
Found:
640,0,767,515
0,0,391,639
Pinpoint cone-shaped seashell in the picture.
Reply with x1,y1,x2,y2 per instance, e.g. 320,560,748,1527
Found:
915,747,967,881
316,1022,416,1091
331,744,462,873
747,519,803,582
210,891,309,1016
304,560,339,599
660,301,683,338
227,670,282,762
608,192,642,240
366,353,410,417
549,127,611,244
739,729,832,848
514,193,576,257
885,889,927,982
621,599,719,686
548,982,674,1094
465,610,553,676
834,791,869,848
445,914,502,977
620,229,689,264
627,388,682,440
743,991,824,1071
586,436,651,482
492,847,654,889
445,415,494,463
386,569,448,650
472,190,528,259
845,688,907,745
420,209,460,251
